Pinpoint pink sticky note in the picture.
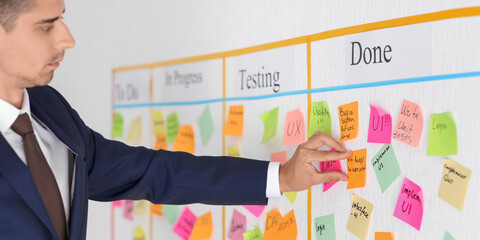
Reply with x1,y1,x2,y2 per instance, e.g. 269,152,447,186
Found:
271,151,288,165
112,200,122,208
122,200,134,221
320,148,343,192
392,100,423,148
368,105,392,144
393,178,423,230
282,109,306,145
243,205,265,218
173,207,197,240
228,209,247,240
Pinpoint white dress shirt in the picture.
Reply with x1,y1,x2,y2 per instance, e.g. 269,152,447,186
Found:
0,90,70,220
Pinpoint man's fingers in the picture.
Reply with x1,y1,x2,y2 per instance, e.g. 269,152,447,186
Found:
304,131,346,152
304,149,352,163
314,171,348,185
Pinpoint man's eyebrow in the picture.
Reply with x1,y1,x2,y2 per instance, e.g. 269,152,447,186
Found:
34,9,65,24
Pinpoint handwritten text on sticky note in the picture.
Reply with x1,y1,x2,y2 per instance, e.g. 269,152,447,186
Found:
338,101,359,141
394,178,423,231
173,207,197,240
427,112,458,156
189,211,213,240
309,101,332,137
321,148,343,192
172,125,195,154
283,109,305,145
347,149,367,189
392,100,423,148
439,158,471,211
228,209,246,240
223,105,244,136
368,105,392,144
315,214,336,240
347,194,374,239
372,145,401,193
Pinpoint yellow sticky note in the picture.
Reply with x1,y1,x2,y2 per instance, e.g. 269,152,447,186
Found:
439,158,471,210
134,226,146,240
150,204,163,216
189,212,213,240
153,111,166,135
126,116,142,143
375,232,394,240
338,101,359,141
132,200,149,216
227,145,241,157
223,105,244,136
172,125,195,154
347,194,374,240
347,149,367,189
154,132,167,150
284,192,297,205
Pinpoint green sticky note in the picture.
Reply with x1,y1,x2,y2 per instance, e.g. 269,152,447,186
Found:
166,112,180,143
243,227,263,240
260,107,279,143
308,102,332,138
162,205,178,225
197,105,215,145
372,144,401,192
443,231,455,240
427,112,458,156
111,112,124,138
152,111,165,135
315,214,336,240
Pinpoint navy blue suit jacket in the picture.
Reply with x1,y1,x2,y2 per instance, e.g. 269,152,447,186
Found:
0,86,268,240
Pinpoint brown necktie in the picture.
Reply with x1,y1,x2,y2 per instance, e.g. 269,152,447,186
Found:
11,113,67,240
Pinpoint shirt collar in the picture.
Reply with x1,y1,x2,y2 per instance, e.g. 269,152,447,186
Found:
0,89,32,133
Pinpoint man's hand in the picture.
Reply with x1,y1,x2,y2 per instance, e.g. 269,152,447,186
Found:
279,131,352,193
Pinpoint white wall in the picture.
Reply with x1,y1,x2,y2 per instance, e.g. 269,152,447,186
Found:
51,1,480,239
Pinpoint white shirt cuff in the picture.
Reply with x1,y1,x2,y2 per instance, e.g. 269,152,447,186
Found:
265,162,282,198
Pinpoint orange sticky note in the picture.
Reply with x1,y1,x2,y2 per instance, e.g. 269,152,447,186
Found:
264,209,282,240
150,204,163,216
347,149,367,189
189,212,213,240
223,105,244,136
392,99,423,148
172,125,195,154
154,133,167,150
263,209,298,240
282,109,306,145
375,232,394,240
338,101,359,141
270,151,288,165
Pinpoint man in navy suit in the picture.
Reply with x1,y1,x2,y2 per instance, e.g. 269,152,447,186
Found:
0,0,351,239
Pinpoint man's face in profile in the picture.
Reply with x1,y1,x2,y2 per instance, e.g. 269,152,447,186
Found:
0,0,75,90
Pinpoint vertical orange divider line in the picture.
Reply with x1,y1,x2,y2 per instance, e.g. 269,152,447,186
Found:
149,68,154,240
307,40,312,240
222,57,227,240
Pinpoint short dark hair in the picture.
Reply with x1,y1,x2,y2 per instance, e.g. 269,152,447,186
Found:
0,0,35,31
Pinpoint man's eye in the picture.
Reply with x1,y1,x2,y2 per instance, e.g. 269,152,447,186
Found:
41,25,53,32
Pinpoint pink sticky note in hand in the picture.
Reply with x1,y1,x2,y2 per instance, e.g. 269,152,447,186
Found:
243,205,265,218
173,207,197,240
320,148,343,192
392,100,424,148
393,178,423,231
368,105,392,144
282,109,306,145
228,209,247,240
271,151,288,165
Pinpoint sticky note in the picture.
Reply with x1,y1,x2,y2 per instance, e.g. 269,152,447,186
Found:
264,209,298,240
392,99,423,148
154,132,167,150
172,125,195,154
372,145,401,193
243,227,262,240
189,211,213,240
314,214,336,240
223,105,244,136
197,105,215,145
264,209,282,240
347,194,374,240
368,105,392,144
347,149,367,189
166,112,180,142
123,200,134,221
150,204,163,216
375,232,394,240
260,107,279,143
173,207,197,240
283,109,306,145
153,111,165,135
112,200,122,208
321,148,343,192
338,101,359,141
163,205,178,225
134,226,145,240
284,192,297,205
393,178,423,231
111,112,124,138
309,101,332,138
132,200,149,216
270,151,288,165
228,209,246,240
227,145,241,157
439,158,471,211
126,116,142,143
427,112,458,156
443,231,455,240
243,205,265,218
